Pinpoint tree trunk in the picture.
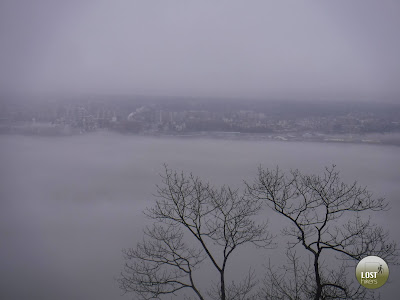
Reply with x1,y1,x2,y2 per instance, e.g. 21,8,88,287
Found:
314,254,322,300
220,270,226,300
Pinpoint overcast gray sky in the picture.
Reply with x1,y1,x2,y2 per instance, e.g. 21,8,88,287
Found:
1,0,399,101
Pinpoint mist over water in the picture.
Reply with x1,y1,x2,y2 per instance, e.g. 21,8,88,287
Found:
0,133,399,299
2,1,399,298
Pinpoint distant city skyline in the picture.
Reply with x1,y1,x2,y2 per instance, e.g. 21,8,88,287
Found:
1,96,399,145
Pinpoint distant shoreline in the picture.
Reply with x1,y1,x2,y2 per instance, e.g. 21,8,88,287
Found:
148,131,400,147
2,125,400,147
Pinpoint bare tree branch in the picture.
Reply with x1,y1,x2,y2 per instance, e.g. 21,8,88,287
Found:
119,165,274,299
247,165,398,300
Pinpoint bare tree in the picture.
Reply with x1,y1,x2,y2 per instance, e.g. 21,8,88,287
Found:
246,165,398,300
118,166,274,300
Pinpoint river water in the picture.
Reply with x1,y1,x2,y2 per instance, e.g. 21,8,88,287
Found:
1,133,399,299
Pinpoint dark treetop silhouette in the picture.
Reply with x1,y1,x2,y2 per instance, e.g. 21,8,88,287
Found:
119,165,397,300
118,166,273,300
246,165,398,300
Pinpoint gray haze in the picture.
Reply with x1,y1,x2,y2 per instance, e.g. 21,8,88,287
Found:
0,133,399,299
1,0,400,100
1,1,400,299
